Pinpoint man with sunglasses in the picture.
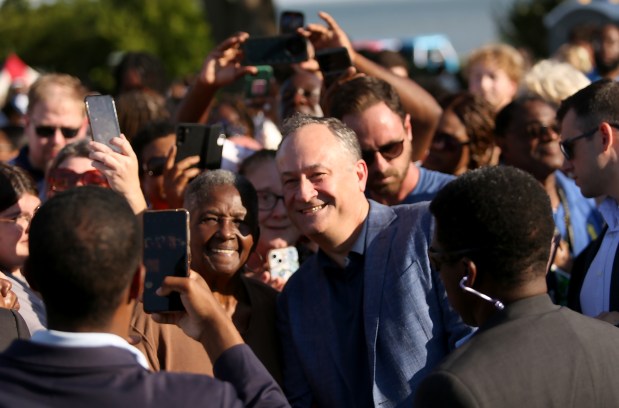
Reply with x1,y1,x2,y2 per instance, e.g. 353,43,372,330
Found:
329,76,454,205
495,95,603,305
10,74,88,195
557,79,619,325
415,166,619,407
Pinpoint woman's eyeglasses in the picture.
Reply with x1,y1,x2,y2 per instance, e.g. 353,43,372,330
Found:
257,191,285,211
143,157,167,177
432,132,471,152
48,168,109,192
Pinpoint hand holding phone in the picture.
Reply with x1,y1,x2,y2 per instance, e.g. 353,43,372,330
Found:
241,34,309,66
175,124,225,170
143,209,191,313
84,95,121,152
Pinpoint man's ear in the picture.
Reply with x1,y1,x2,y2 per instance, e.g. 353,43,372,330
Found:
461,258,478,288
355,158,369,192
600,122,615,153
128,264,145,302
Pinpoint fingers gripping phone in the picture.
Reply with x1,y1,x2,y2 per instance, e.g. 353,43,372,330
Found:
84,95,121,152
175,124,225,170
143,209,190,313
268,247,299,280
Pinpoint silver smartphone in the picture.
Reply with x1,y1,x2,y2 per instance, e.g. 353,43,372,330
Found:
84,94,121,152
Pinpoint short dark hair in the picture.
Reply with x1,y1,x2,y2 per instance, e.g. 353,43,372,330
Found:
0,163,38,213
327,76,406,121
131,120,176,176
430,166,554,289
184,169,260,245
26,187,141,329
495,95,556,138
557,79,619,130
48,139,91,174
238,149,276,177
440,92,496,169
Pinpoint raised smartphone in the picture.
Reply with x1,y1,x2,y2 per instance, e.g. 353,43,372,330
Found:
280,10,304,34
175,123,225,170
241,34,309,66
316,47,353,89
268,246,299,280
143,209,190,313
84,94,121,152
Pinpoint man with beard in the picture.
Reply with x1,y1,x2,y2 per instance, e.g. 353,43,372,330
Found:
495,95,603,304
589,23,619,81
329,76,454,205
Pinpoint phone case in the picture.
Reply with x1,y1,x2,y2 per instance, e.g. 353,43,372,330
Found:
242,34,309,66
84,95,121,152
268,247,299,280
175,123,225,170
316,47,353,88
143,209,190,313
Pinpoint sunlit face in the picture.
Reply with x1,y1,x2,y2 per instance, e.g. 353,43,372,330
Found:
140,134,175,209
188,184,256,283
560,109,608,198
342,102,412,204
47,156,109,198
468,61,518,111
243,158,300,258
498,100,564,180
0,194,40,273
280,71,323,120
424,110,471,175
25,89,87,171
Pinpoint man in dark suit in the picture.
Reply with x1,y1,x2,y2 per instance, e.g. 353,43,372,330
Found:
415,166,619,407
0,187,287,407
558,79,619,323
275,114,471,407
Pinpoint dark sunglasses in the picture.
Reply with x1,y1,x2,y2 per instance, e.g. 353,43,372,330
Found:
524,122,560,139
559,123,619,160
143,157,167,177
361,140,405,166
432,132,471,152
35,125,80,139
48,168,109,192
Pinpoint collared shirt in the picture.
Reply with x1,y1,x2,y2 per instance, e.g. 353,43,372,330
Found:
401,167,455,205
31,330,150,370
581,197,619,316
316,215,373,407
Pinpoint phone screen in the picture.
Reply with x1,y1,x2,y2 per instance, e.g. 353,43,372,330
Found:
143,209,190,313
268,246,299,280
316,47,353,89
280,11,304,34
244,65,273,99
241,34,309,66
84,95,121,152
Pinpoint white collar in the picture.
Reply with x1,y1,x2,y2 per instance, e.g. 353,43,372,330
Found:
31,330,150,370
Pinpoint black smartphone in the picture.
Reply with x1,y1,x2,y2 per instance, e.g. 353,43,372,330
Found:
316,47,353,89
241,34,309,66
280,10,304,34
175,124,225,170
143,209,190,313
244,65,273,99
84,94,121,152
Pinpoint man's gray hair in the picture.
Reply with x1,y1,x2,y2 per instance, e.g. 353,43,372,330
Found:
280,113,362,161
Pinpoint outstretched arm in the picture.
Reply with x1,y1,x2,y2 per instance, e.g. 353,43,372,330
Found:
175,32,258,124
303,12,441,161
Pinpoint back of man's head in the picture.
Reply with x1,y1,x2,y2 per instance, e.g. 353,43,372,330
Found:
430,166,554,290
26,186,141,330
557,78,619,129
327,76,406,121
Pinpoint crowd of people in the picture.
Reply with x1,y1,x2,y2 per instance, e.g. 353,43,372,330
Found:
1,10,619,407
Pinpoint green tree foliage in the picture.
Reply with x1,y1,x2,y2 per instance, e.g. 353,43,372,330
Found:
498,0,565,59
0,0,212,92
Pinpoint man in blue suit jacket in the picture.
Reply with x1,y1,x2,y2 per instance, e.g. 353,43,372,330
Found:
276,114,472,407
0,187,288,407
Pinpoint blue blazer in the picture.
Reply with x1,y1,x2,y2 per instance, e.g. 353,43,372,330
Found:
277,200,472,407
